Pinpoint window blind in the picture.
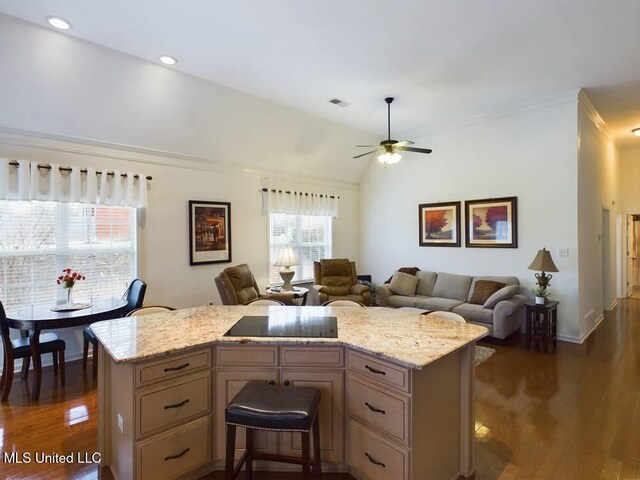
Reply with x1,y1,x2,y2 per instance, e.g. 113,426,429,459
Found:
0,201,137,310
269,213,332,285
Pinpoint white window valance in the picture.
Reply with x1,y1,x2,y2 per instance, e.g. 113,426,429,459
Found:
0,158,149,208
261,188,339,217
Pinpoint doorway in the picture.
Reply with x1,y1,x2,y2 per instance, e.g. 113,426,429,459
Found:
602,207,611,310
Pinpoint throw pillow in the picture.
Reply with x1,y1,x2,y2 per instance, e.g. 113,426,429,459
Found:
483,285,520,309
469,280,505,305
384,267,420,284
389,271,420,296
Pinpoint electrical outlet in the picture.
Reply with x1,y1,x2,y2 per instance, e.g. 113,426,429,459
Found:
558,248,569,257
117,414,124,434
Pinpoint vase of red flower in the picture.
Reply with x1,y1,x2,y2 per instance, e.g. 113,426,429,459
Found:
57,268,86,306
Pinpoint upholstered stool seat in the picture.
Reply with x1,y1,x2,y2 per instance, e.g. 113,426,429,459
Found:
224,381,322,479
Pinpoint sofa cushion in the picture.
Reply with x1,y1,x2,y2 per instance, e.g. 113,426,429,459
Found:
387,295,429,308
431,273,473,302
384,267,420,284
415,271,438,297
469,280,505,305
452,303,494,324
467,276,519,302
483,285,520,309
415,297,464,311
389,271,419,296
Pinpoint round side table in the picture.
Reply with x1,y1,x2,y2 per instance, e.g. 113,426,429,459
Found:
266,286,309,305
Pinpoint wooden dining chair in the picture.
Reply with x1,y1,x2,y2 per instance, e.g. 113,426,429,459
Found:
0,300,66,402
83,279,147,379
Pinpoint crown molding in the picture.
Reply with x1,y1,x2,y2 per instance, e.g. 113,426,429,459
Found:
400,89,581,140
0,125,360,191
577,89,613,142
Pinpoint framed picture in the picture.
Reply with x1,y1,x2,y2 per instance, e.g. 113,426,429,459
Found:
189,201,232,265
418,201,461,247
465,196,517,248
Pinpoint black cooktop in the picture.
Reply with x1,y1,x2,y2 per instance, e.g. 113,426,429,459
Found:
224,315,338,338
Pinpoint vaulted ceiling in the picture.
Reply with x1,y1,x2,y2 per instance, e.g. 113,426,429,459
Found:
1,0,639,150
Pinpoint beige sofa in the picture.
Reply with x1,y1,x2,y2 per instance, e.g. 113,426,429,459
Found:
377,271,527,339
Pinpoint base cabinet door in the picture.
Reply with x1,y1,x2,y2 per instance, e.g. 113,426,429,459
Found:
279,369,345,463
214,369,279,460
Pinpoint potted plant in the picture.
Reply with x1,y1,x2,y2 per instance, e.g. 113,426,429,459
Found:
531,286,549,305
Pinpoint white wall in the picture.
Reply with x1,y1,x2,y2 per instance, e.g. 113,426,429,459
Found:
360,101,581,340
619,149,640,212
577,100,621,338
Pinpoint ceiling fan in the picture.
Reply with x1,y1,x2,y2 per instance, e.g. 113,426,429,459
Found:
354,97,432,164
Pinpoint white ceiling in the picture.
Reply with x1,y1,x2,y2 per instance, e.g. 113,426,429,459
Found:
1,0,640,150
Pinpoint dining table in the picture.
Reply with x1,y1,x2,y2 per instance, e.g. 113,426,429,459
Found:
5,297,128,401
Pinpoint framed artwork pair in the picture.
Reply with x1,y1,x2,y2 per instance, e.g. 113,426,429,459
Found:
418,196,517,248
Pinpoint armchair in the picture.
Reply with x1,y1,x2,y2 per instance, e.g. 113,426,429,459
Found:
312,259,370,306
215,264,296,305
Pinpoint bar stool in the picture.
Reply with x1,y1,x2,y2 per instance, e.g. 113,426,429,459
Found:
224,381,322,479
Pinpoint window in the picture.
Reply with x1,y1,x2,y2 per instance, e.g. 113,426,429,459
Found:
0,201,137,310
269,213,332,285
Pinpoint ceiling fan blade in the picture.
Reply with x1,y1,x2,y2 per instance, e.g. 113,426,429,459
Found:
394,140,415,147
397,146,432,154
355,145,378,148
353,150,378,159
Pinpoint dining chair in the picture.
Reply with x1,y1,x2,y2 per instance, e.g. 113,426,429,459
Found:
82,279,147,379
0,300,66,402
125,306,175,316
247,299,286,306
321,299,366,307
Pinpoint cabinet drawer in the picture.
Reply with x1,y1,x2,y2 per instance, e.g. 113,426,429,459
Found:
281,347,344,367
136,416,212,480
137,372,211,439
348,375,410,445
348,350,410,393
348,420,409,480
136,349,211,387
216,346,279,366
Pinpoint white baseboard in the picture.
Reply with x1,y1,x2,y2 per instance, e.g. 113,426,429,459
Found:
4,351,86,375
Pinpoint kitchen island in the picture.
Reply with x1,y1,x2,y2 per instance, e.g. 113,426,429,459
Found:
92,305,488,480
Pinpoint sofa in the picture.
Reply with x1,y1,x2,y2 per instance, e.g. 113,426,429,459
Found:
377,270,528,339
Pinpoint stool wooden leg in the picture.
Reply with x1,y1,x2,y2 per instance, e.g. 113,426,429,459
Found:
312,414,322,478
52,351,58,375
82,338,89,371
59,349,65,386
301,430,311,478
225,424,236,480
92,342,98,380
245,428,254,480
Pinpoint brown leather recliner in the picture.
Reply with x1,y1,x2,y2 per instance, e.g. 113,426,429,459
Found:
312,259,370,306
215,264,295,305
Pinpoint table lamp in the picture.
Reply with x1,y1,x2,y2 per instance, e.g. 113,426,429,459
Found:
527,247,559,289
273,246,299,291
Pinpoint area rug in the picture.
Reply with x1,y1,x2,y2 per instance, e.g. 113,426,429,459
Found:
475,345,496,366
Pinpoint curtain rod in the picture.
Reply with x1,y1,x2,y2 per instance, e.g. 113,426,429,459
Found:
261,188,339,199
8,161,153,181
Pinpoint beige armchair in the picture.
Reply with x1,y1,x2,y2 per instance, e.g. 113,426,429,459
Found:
215,264,295,305
312,259,370,306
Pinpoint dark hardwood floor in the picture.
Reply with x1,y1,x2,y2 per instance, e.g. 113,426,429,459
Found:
1,299,639,479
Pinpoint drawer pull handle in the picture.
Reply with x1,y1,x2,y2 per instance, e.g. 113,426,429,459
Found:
164,362,190,372
365,365,386,375
164,399,190,409
268,380,276,385
365,402,386,414
365,452,386,468
284,380,291,386
164,448,190,461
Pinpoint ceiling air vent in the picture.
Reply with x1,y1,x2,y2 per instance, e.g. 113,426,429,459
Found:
328,98,350,107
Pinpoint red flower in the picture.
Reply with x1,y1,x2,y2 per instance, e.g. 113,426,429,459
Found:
57,268,86,288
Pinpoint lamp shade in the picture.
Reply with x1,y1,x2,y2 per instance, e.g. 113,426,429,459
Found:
273,246,299,267
528,248,559,272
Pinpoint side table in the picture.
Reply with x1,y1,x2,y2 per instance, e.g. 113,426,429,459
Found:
266,286,309,306
525,301,558,353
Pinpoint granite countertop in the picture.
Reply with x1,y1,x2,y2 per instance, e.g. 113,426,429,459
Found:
90,306,488,369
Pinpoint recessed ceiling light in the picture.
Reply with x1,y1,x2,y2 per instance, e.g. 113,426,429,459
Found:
633,128,640,137
159,56,178,65
46,16,72,30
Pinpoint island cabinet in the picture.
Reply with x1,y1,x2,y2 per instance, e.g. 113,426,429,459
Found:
102,346,214,480
214,345,346,468
346,348,467,480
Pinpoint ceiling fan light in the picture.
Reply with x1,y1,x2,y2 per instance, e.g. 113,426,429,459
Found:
377,152,401,165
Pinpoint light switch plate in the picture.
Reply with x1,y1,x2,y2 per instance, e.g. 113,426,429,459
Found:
558,248,569,257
